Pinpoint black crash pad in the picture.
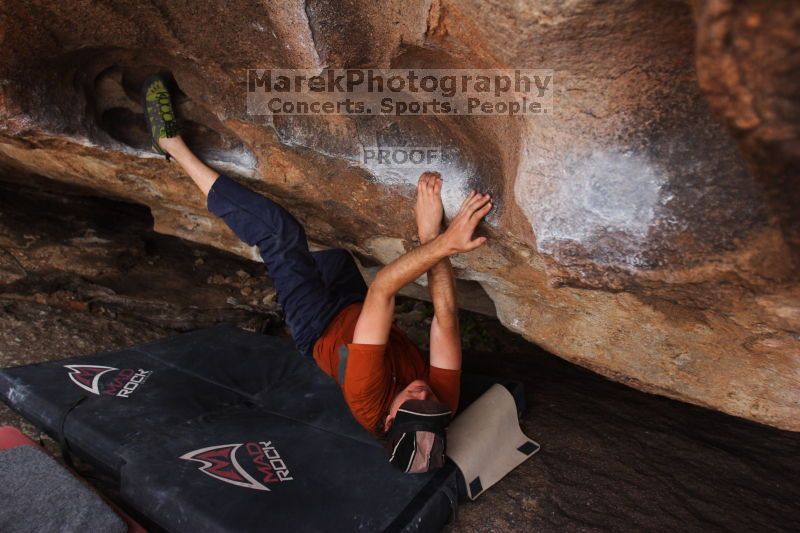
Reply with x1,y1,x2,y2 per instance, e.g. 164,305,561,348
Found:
0,326,523,532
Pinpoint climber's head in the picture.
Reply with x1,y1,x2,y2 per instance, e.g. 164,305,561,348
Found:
385,380,438,429
383,380,452,473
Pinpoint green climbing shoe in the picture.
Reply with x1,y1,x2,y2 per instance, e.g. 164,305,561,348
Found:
141,75,180,160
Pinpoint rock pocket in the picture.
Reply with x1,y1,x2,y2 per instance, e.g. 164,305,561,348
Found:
91,65,256,172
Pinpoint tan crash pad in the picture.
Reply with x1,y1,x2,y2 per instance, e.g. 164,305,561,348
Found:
446,383,540,500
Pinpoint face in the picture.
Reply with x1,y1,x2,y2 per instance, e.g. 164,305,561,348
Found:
384,379,439,432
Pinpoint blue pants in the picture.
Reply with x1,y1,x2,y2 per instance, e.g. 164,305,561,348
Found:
207,175,367,356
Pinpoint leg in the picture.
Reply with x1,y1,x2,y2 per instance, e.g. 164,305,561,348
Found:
159,136,219,196
142,75,218,197
205,175,343,356
311,249,368,301
152,104,352,354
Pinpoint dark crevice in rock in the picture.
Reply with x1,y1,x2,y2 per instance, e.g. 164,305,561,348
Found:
302,0,324,67
0,174,280,332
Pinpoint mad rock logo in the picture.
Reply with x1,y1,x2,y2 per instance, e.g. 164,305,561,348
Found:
65,364,151,398
181,441,293,491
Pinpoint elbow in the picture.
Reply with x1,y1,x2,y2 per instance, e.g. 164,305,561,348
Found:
432,313,459,334
368,272,395,302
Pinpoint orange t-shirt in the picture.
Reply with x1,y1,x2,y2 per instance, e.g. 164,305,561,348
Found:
313,302,461,434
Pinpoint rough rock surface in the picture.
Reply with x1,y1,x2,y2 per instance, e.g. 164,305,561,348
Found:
1,185,798,532
0,1,798,430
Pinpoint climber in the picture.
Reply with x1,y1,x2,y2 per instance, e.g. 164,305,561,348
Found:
141,75,492,473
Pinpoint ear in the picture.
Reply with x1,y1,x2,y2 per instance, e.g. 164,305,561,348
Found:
384,413,394,432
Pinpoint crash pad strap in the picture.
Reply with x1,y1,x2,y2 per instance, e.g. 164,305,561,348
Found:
58,395,89,469
383,464,458,532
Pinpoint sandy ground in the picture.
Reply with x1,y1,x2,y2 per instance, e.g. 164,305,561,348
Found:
1,181,798,532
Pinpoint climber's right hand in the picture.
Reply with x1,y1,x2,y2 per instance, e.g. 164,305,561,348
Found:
440,190,491,254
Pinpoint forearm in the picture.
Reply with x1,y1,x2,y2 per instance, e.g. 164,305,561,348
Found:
419,230,458,329
370,236,451,300
353,236,452,345
425,244,462,371
355,184,489,347
160,136,219,196
427,258,459,329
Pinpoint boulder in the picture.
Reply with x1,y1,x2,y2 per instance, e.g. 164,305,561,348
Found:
0,0,797,430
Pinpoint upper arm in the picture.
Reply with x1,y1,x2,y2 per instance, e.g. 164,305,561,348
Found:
429,315,462,371
347,284,395,429
428,366,461,414
341,343,391,430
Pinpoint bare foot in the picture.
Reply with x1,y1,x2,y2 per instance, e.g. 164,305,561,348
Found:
416,171,444,244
